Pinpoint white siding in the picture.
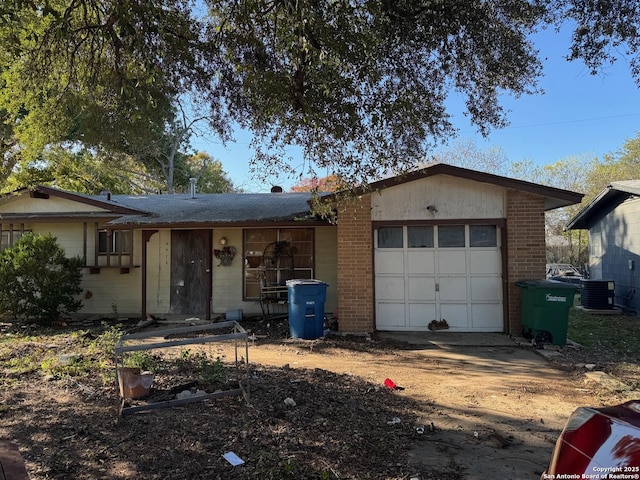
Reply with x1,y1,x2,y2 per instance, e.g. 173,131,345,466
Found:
315,226,338,313
211,228,257,314
145,230,171,314
81,268,142,315
29,222,86,258
81,228,154,315
371,174,505,221
0,195,109,214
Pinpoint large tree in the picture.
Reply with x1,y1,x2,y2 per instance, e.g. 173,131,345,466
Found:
1,1,639,186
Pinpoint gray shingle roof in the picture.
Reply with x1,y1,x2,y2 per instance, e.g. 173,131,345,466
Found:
100,193,318,226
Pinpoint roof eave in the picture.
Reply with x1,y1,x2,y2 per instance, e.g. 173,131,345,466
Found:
322,163,584,209
1,186,148,215
566,185,633,230
107,213,331,228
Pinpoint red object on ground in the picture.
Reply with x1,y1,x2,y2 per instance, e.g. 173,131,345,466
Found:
384,378,397,389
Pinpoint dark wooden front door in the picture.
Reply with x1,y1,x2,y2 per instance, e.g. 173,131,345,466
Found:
170,230,212,316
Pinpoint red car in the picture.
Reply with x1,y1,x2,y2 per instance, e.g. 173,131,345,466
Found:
543,400,640,477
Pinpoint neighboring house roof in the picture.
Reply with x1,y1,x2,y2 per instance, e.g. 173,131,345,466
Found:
566,180,640,230
0,186,324,227
324,163,584,211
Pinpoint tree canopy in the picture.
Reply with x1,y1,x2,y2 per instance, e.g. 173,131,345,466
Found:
1,1,640,186
0,146,237,195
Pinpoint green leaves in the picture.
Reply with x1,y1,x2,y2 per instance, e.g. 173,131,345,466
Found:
209,0,544,183
2,1,640,188
0,233,84,323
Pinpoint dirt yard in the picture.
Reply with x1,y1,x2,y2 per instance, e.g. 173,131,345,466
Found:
1,317,637,480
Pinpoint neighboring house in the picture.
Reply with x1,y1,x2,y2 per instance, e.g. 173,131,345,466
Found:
0,164,583,335
566,180,640,313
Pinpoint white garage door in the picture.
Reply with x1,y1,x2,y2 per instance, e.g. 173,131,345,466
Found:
375,224,503,332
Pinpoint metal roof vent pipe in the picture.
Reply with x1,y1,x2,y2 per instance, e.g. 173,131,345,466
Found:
100,190,112,201
271,186,283,193
189,178,197,198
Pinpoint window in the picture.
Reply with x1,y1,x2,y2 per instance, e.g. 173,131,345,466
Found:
0,229,30,250
243,228,314,299
98,229,132,254
377,227,403,248
437,225,465,247
470,225,497,247
408,226,434,248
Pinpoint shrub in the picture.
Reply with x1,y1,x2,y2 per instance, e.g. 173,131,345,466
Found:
0,233,84,324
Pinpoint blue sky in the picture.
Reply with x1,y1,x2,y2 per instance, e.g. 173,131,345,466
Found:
192,27,640,192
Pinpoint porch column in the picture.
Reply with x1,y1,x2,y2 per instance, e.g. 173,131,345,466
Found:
141,230,158,320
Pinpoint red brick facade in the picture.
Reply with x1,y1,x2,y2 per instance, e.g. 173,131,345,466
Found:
336,196,375,332
505,190,547,335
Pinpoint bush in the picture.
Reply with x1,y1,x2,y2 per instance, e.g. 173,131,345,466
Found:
0,233,84,324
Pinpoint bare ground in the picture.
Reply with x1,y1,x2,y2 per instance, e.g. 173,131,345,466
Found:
1,317,638,480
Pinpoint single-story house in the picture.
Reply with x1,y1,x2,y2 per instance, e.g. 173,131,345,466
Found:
566,180,640,312
0,185,338,321
0,163,583,334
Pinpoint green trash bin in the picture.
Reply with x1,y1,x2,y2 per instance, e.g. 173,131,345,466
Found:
516,280,577,347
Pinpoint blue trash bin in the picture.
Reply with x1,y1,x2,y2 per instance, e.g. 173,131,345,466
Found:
286,279,329,339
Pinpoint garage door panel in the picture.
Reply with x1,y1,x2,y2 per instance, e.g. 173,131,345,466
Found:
408,303,437,327
439,277,467,301
408,276,436,301
440,304,469,329
471,304,503,330
377,303,406,328
407,251,435,274
376,276,405,301
469,250,501,274
375,251,405,274
438,250,467,274
470,277,502,301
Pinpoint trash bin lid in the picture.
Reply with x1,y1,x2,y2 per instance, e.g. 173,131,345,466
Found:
516,279,576,289
286,279,329,287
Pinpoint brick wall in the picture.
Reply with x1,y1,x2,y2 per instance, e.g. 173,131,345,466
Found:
336,195,374,332
506,190,547,335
